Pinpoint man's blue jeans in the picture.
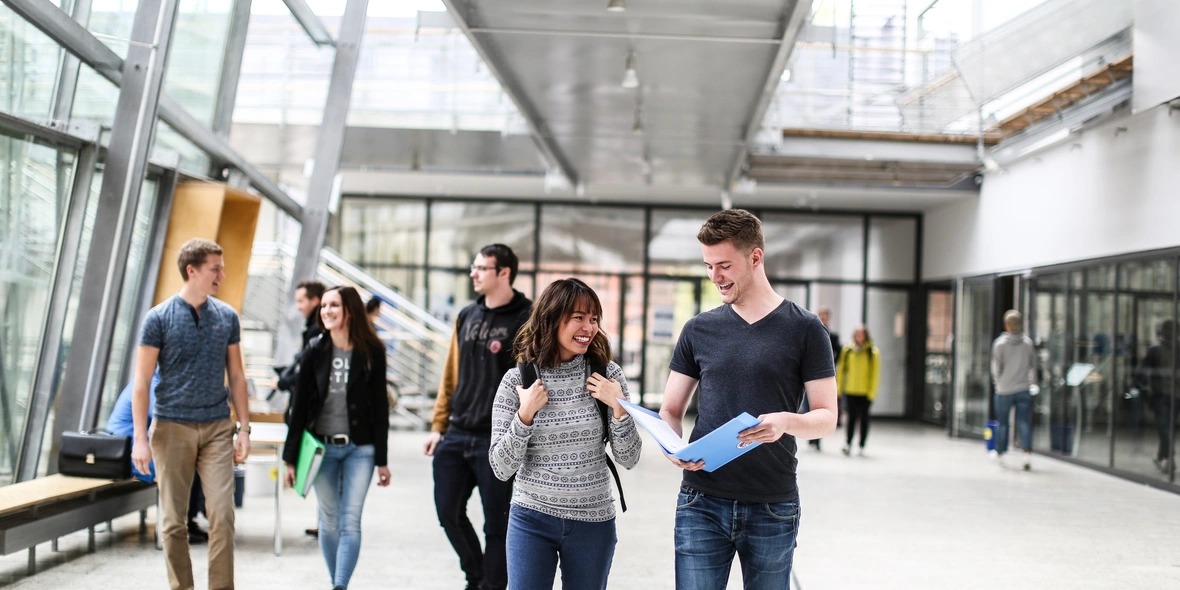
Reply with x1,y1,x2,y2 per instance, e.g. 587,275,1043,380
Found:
674,486,800,590
506,505,616,590
994,390,1033,454
313,442,375,589
433,430,512,590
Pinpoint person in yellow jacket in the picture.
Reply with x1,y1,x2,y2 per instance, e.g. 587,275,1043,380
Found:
837,325,880,456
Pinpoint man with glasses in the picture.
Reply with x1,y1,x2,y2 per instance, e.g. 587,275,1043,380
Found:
424,244,532,590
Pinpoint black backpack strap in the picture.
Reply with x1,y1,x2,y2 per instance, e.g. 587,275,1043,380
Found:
517,361,538,390
587,360,626,512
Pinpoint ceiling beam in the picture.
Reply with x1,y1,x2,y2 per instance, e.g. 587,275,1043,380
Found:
468,27,781,45
724,0,813,191
437,0,580,185
281,0,336,47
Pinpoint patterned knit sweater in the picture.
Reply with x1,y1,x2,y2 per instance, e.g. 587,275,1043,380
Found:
489,356,642,522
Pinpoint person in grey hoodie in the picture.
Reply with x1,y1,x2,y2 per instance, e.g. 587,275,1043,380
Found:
991,310,1037,470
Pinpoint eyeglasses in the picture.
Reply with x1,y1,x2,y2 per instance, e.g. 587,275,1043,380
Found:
470,265,501,273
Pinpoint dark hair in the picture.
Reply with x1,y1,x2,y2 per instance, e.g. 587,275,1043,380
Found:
365,297,381,314
515,278,611,369
696,209,764,255
480,243,519,285
321,286,384,363
296,280,326,301
176,238,223,281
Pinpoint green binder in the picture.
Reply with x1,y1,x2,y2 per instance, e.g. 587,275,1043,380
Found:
294,430,326,498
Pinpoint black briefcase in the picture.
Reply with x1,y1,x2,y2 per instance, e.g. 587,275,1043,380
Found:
59,431,132,480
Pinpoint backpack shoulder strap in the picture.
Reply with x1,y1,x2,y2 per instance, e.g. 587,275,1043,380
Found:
586,359,627,512
517,361,537,388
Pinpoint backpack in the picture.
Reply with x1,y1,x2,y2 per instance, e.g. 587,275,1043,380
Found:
517,359,627,512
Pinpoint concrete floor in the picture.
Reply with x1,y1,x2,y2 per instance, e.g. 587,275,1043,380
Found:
4,422,1180,589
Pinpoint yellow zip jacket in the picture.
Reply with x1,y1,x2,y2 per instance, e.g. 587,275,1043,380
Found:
836,341,880,402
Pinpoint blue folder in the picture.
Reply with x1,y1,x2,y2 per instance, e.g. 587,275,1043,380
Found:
620,400,762,472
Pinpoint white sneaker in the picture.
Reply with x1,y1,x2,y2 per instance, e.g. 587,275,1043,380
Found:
1022,454,1031,471
841,445,851,457
997,453,1007,467
988,449,999,461
857,447,865,457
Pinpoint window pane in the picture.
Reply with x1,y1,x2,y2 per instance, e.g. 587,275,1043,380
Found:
0,3,66,121
539,205,644,274
429,201,535,271
762,214,864,280
0,134,76,486
649,210,710,276
339,198,427,268
98,178,159,428
867,217,916,282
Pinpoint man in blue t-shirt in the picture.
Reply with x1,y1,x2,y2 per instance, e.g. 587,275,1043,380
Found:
131,238,251,590
658,209,838,590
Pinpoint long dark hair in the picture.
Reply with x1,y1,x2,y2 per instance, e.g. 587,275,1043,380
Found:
515,278,611,369
321,286,384,363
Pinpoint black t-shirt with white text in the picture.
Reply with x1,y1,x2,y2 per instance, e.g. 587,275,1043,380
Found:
670,300,835,503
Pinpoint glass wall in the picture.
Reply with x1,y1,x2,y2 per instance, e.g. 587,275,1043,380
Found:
953,279,993,437
334,198,921,409
0,132,76,486
1025,256,1180,486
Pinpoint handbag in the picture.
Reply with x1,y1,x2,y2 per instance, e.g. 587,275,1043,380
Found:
59,430,132,480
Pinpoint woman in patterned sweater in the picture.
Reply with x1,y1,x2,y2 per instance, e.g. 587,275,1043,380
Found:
489,278,642,590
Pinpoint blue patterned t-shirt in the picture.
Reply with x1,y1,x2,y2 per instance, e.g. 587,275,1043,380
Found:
140,294,240,423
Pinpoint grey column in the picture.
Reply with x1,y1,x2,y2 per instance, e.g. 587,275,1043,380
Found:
277,0,367,363
54,0,181,451
15,144,98,482
211,0,252,140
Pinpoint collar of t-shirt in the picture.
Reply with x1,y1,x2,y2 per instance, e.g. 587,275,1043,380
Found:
174,295,210,328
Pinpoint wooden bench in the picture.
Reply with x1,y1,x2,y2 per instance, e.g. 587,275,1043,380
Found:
0,474,157,575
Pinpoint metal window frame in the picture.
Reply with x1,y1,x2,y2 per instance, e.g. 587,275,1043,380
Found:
1,0,304,221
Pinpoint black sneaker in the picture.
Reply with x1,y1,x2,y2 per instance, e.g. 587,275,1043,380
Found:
464,581,482,590
306,528,320,538
187,520,208,543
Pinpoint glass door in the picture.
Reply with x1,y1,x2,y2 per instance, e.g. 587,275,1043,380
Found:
1031,273,1068,455
952,278,994,437
1114,260,1177,482
923,286,953,425
866,288,909,416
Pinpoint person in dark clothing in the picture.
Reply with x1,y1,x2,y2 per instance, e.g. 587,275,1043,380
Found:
284,286,390,590
805,306,843,450
277,280,326,393
424,244,532,590
1137,319,1179,472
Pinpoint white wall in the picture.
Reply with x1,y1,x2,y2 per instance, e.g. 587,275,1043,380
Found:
923,103,1180,280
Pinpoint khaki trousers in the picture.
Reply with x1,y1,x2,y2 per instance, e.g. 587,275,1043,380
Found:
151,419,236,590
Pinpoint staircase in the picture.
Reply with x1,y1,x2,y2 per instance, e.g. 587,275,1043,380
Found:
242,244,450,430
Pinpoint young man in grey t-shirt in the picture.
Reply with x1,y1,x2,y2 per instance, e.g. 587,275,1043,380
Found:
131,238,251,590
659,209,838,590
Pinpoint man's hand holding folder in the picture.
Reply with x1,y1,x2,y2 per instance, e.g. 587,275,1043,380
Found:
619,400,765,473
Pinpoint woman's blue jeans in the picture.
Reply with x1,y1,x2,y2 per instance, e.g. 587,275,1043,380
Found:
506,505,617,590
313,442,375,589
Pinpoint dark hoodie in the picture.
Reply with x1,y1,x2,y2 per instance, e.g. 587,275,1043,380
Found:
432,290,532,436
